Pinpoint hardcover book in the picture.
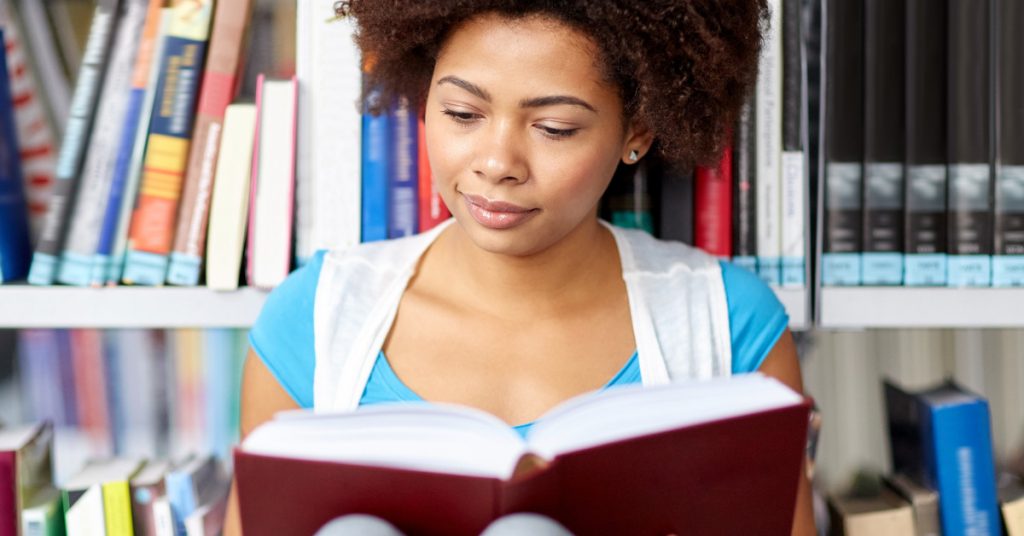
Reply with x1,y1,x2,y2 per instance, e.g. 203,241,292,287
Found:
122,0,215,286
862,0,906,286
732,93,758,273
27,0,122,286
904,0,949,286
236,374,809,536
947,0,993,287
823,0,865,286
994,0,1024,287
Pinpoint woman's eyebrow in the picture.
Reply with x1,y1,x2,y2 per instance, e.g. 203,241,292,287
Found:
436,75,597,113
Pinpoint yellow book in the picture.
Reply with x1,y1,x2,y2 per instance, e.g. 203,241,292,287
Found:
102,479,135,536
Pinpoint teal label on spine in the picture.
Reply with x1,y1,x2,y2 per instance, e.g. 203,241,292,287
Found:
904,254,947,286
757,258,781,286
122,250,170,286
823,253,861,286
56,252,96,287
993,256,1024,287
90,254,111,286
733,256,757,274
27,253,59,286
947,255,992,287
166,253,201,286
781,257,806,286
862,253,903,285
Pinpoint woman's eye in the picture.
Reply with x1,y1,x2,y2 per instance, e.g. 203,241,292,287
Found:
441,109,478,124
538,125,579,140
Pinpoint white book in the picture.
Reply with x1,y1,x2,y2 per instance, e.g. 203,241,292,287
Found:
205,104,258,291
295,0,362,264
58,0,148,286
756,0,783,286
248,77,297,289
781,150,806,287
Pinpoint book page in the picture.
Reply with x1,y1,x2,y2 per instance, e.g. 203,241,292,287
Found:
244,404,528,478
526,373,804,460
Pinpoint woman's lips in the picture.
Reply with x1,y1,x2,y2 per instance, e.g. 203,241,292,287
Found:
462,193,538,230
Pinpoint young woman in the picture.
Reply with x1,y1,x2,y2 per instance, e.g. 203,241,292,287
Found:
227,1,815,534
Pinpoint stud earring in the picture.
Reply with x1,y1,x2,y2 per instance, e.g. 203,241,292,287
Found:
628,150,639,162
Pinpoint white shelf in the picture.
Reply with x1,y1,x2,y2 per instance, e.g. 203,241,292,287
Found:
819,287,1024,329
0,286,268,328
774,287,811,331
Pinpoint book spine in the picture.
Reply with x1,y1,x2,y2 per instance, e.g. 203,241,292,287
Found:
0,17,59,242
947,0,993,287
122,1,214,286
925,400,1001,535
610,162,654,233
205,104,257,291
103,7,172,286
862,0,906,286
904,0,949,286
294,0,314,264
0,452,15,536
249,77,297,290
12,0,72,134
780,0,805,287
244,75,266,285
361,87,390,243
0,29,32,283
27,0,121,285
101,481,134,536
993,0,1024,287
58,0,148,287
388,99,419,238
308,0,363,255
732,94,758,273
694,145,733,258
756,0,783,286
823,0,865,286
64,486,107,536
418,117,450,232
167,0,254,286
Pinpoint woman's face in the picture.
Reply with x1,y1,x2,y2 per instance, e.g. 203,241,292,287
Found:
424,13,650,257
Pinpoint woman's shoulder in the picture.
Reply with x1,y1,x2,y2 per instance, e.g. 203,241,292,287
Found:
717,260,789,374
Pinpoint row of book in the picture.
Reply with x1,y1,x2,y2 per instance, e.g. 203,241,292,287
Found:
822,0,1024,288
16,328,246,484
0,0,818,291
826,380,1024,535
1,421,231,536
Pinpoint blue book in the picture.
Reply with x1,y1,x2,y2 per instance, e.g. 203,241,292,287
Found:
0,30,32,283
92,85,147,286
165,455,222,535
885,381,1001,536
388,100,418,239
361,88,390,243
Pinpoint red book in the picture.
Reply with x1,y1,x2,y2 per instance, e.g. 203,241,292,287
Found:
417,117,450,232
235,375,809,536
694,144,734,258
0,422,53,535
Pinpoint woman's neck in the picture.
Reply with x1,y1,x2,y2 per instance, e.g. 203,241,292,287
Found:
429,218,622,319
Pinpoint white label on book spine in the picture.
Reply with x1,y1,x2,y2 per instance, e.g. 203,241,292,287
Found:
781,150,805,287
756,0,783,285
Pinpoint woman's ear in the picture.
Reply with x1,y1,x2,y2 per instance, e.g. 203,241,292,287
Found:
622,119,655,164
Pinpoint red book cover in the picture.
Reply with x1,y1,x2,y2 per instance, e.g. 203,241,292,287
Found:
417,117,450,232
235,402,808,536
694,144,734,258
0,450,14,535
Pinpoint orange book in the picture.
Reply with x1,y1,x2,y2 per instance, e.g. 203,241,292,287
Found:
121,0,215,286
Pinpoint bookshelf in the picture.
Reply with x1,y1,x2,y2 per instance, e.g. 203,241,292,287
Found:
818,287,1024,329
0,285,266,328
0,286,812,330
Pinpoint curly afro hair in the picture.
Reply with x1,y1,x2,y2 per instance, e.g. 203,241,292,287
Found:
344,0,767,167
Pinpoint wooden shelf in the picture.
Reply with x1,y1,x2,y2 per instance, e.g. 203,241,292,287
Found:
819,287,1024,329
0,285,268,328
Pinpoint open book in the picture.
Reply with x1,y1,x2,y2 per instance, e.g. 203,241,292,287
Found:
235,373,810,536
